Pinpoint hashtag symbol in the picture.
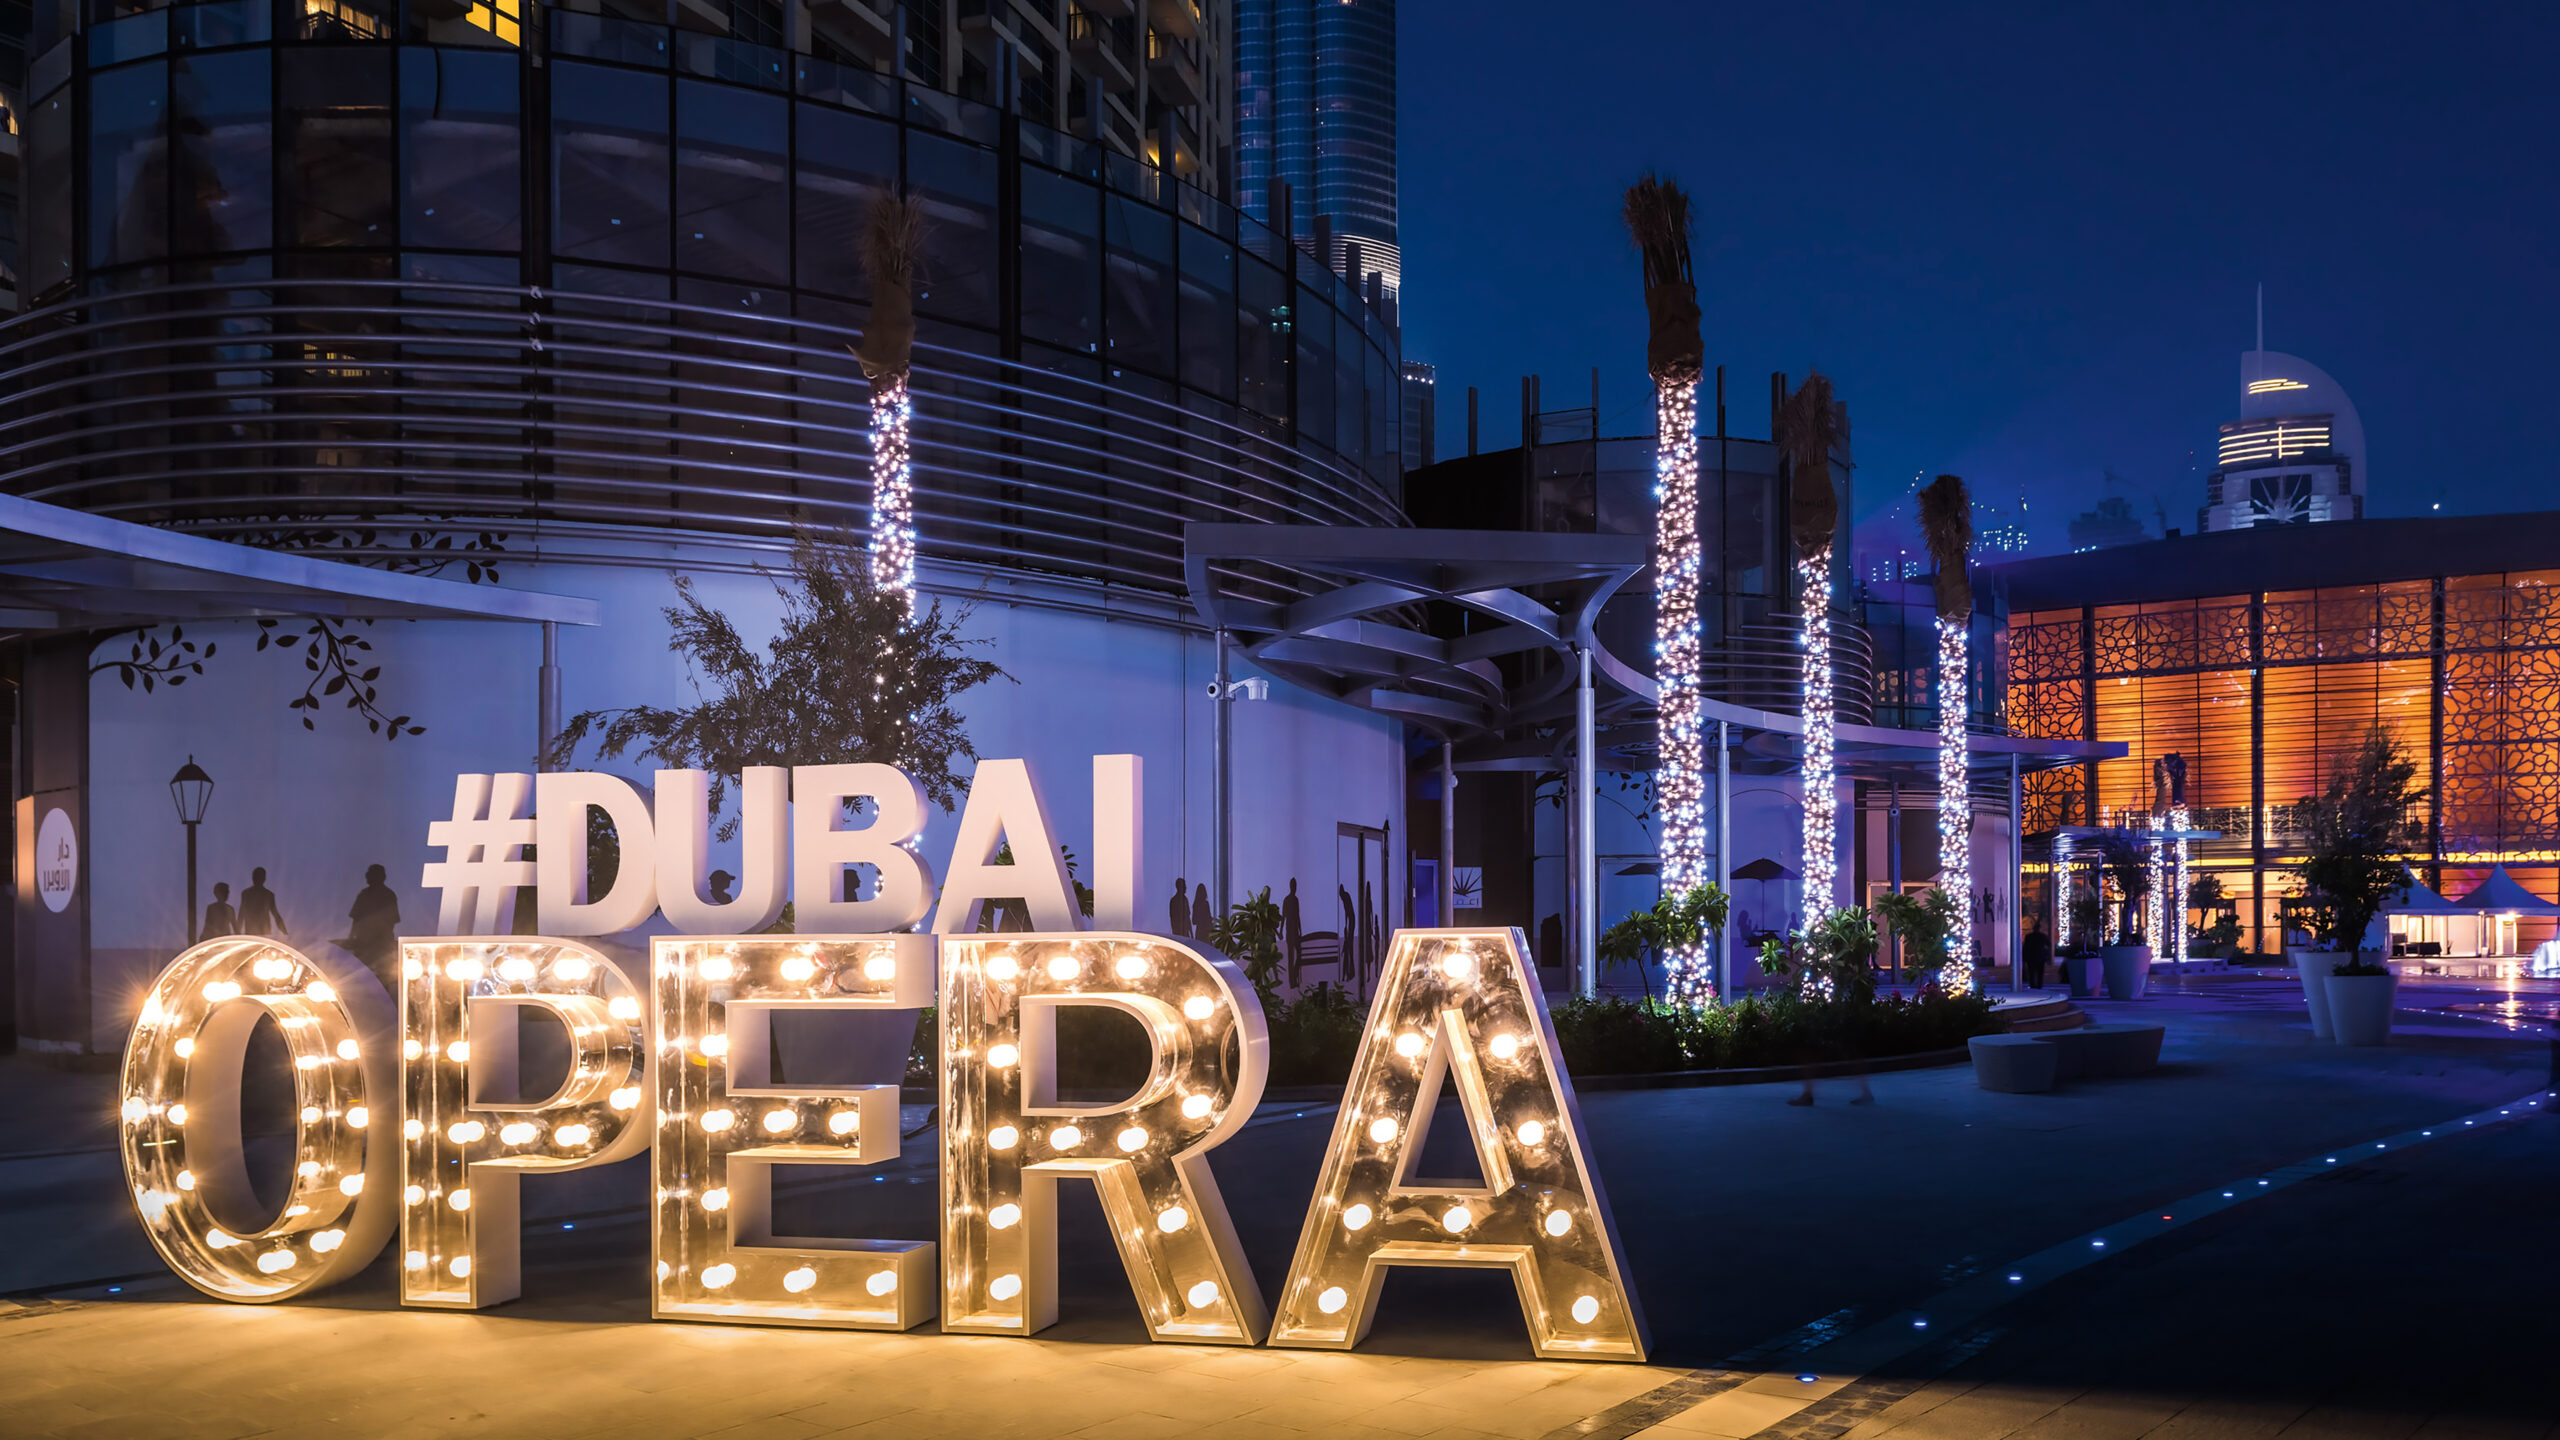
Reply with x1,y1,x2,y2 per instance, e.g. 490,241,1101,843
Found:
422,773,537,935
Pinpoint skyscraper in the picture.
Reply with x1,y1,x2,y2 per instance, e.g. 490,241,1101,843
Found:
2199,301,2367,532
1236,0,1399,295
1401,362,1436,471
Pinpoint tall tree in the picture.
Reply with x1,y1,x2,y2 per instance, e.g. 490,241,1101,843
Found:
1622,174,1712,1005
1777,372,1844,918
856,194,926,610
1916,473,1974,990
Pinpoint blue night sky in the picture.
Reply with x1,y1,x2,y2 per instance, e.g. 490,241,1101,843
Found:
1396,1,2560,554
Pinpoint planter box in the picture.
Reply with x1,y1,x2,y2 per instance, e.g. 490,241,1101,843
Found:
2065,953,2103,998
2325,967,2398,1046
2099,945,2152,1000
2288,947,2342,1039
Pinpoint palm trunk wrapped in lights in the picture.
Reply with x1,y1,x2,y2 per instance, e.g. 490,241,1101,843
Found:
1778,373,1844,921
1623,175,1711,1005
2169,805,2190,968
855,195,925,611
1916,475,1974,992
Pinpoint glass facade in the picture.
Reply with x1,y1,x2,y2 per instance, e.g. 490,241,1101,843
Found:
1234,0,1395,293
6,0,1404,595
2008,572,2560,954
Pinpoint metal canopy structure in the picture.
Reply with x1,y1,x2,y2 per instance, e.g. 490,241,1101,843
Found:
1182,523,1653,738
0,493,600,632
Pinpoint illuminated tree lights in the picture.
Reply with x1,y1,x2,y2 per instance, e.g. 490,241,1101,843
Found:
1798,550,1838,909
1653,385,1712,1005
869,375,916,609
1937,617,1973,992
2169,805,2191,969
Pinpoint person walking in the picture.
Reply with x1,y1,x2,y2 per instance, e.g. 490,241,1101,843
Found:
238,867,288,939
346,865,401,990
2023,920,2052,990
1192,882,1212,941
199,883,238,941
1169,877,1191,939
1281,879,1303,984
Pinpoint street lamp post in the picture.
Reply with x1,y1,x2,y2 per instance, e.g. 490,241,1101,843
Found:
170,757,215,945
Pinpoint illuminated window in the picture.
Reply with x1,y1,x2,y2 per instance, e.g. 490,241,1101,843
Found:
303,0,389,39
466,0,521,45
2246,377,2310,395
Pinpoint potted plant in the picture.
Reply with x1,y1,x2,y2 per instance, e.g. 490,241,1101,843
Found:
2092,829,2153,1000
2064,894,2105,997
2295,726,2427,1046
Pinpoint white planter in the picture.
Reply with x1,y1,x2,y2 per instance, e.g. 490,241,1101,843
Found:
2066,953,2102,998
2099,945,2152,1000
2289,948,2341,1039
2325,966,2398,1046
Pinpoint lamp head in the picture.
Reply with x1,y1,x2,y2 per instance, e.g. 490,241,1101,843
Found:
169,756,215,826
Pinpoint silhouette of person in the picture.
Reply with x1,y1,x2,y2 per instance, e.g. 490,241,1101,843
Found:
239,867,288,939
347,865,401,983
1539,913,1564,970
1282,879,1303,983
1192,882,1211,940
1170,877,1191,939
199,883,238,941
709,870,736,905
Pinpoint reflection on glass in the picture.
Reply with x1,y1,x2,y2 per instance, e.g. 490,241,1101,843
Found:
553,61,670,268
88,59,169,270
401,47,520,251
283,49,392,247
676,79,787,285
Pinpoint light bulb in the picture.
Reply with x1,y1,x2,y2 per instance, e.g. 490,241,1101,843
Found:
1183,995,1215,1021
865,1271,897,1296
609,995,641,1021
406,1250,427,1270
176,1169,196,1191
312,1228,345,1253
1157,1206,1189,1233
780,955,817,983
1367,1117,1399,1144
500,1122,538,1146
403,1039,422,1060
1116,1126,1148,1152
446,957,485,982
121,1096,147,1123
298,1160,322,1178
783,1266,817,1294
986,1043,1019,1068
762,1109,797,1135
701,1034,729,1058
699,955,735,981
448,1120,484,1143
1180,1093,1213,1120
304,981,336,1003
339,1174,364,1197
346,1106,368,1129
1440,950,1476,981
701,1263,735,1289
300,1105,322,1124
451,1257,472,1278
449,1189,472,1212
1489,1034,1521,1061
203,980,240,1002
334,1038,360,1061
1047,955,1082,982
1544,1210,1573,1238
1318,1285,1348,1315
702,1188,729,1212
610,1086,641,1111
1441,1205,1472,1234
174,1038,196,1059
1115,953,1151,980
404,1118,424,1140
402,957,423,980
552,954,593,981
497,957,537,983
985,953,1019,982
1516,1120,1546,1146
556,1123,592,1146
862,953,897,982
1342,1203,1373,1231
988,1203,1020,1229
404,1185,425,1205
1049,1125,1082,1149
1394,1032,1426,1058
988,1125,1019,1151
1571,1295,1600,1324
828,1110,860,1136
989,1274,1022,1301
445,1041,470,1063
1186,1281,1219,1308
169,1103,190,1125
701,1109,735,1133
205,1227,233,1247
256,1249,296,1274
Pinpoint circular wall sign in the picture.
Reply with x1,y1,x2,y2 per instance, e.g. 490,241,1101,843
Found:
36,807,77,914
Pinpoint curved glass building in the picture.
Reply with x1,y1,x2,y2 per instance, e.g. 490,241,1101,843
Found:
0,0,1411,1058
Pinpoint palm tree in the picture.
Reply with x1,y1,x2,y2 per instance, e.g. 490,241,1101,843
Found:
1622,175,1709,1004
1777,372,1843,919
856,194,926,610
1916,473,1974,991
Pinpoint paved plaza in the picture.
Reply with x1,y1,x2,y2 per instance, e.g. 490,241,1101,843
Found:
3,973,2554,1439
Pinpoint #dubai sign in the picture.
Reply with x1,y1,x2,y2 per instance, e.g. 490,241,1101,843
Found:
118,757,1647,1361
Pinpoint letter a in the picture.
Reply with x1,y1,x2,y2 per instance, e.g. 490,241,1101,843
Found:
1268,928,1647,1361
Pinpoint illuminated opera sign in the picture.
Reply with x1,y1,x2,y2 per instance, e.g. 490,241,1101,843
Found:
117,758,1646,1362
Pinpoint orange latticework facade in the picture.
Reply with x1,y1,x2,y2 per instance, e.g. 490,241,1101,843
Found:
2006,571,2560,954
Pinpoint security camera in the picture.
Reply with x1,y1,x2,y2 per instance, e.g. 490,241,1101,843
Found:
1206,681,1224,699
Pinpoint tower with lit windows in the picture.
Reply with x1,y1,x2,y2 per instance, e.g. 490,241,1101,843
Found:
2199,347,2367,532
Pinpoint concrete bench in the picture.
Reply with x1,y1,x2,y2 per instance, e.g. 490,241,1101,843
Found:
1969,1034,2059,1093
2034,1022,2165,1080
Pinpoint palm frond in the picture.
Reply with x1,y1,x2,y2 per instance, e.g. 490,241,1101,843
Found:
1778,371,1841,563
855,193,926,380
1621,174,1703,387
1915,473,1973,619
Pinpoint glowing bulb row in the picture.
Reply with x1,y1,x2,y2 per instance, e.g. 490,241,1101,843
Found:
1799,551,1839,915
1937,617,1974,993
870,373,916,609
1651,382,1712,1005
